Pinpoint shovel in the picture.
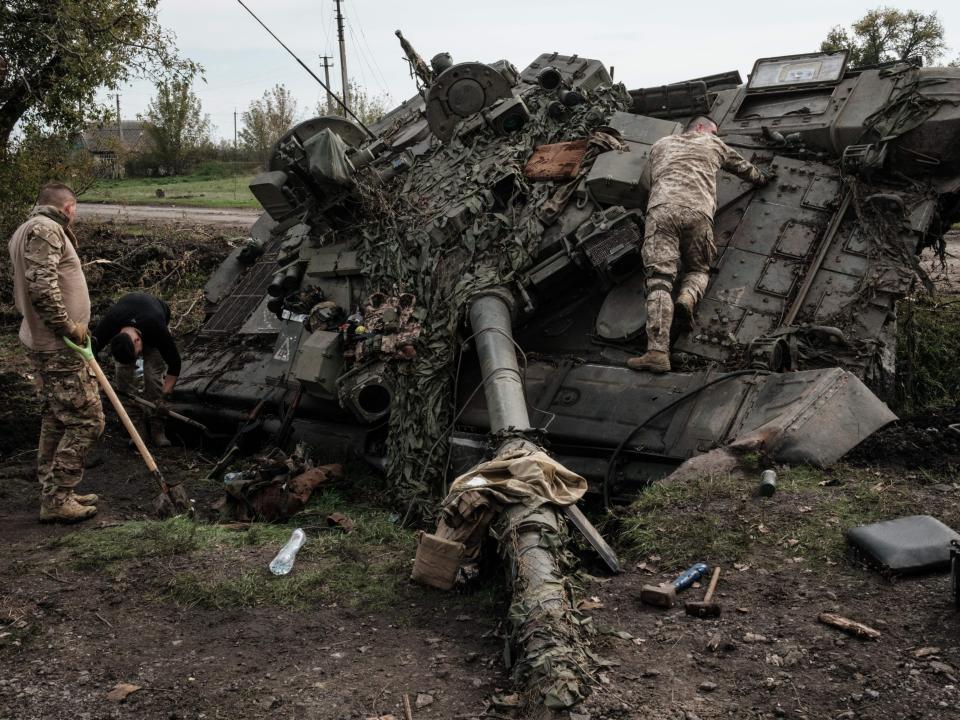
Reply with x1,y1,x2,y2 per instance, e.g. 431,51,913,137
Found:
64,336,193,517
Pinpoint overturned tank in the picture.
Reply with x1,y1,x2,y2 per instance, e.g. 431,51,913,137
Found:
176,43,960,710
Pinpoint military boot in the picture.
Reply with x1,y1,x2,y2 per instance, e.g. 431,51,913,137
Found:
627,350,671,373
70,491,99,506
149,420,172,448
40,492,97,523
673,291,697,331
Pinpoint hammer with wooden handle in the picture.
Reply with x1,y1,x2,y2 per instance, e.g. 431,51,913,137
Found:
685,567,722,618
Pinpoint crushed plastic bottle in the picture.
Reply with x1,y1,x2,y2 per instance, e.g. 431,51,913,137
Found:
269,528,306,576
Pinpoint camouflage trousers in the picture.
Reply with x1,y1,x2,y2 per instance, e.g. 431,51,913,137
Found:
641,204,715,353
115,347,164,423
32,349,105,496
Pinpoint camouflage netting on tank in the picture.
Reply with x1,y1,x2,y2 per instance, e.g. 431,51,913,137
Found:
355,84,632,517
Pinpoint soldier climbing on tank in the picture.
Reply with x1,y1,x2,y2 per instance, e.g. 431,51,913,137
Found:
628,115,774,373
92,292,181,447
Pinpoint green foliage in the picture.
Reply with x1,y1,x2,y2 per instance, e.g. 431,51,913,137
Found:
142,74,212,175
821,7,947,67
0,128,100,239
0,0,198,146
318,79,390,127
239,84,299,167
895,295,960,412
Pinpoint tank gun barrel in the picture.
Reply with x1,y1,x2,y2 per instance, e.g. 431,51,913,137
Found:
395,29,434,87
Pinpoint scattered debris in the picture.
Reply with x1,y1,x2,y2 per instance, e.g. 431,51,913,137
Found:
913,646,941,658
105,683,141,703
817,613,881,640
327,512,355,532
217,444,344,522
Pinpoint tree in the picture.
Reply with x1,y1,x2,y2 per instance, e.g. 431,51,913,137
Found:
0,0,198,146
239,84,299,166
143,75,212,174
821,7,947,67
317,80,389,127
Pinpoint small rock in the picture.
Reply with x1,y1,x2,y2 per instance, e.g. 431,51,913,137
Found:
865,689,879,699
641,669,661,678
570,714,591,720
470,678,482,688
914,646,941,658
415,693,434,709
699,681,717,693
929,661,955,675
836,712,855,719
744,633,768,643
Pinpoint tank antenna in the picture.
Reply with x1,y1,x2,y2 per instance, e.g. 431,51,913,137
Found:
234,0,376,140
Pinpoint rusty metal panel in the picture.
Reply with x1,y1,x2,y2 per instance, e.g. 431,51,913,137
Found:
523,140,590,181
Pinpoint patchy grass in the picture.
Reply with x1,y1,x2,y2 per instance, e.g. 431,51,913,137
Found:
896,295,960,413
47,516,275,570
163,489,417,610
51,489,419,611
83,173,259,209
616,464,951,573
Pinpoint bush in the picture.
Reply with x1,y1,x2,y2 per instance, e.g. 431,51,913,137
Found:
895,294,960,412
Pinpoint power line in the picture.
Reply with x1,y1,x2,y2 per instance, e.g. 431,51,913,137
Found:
348,0,393,97
234,0,373,137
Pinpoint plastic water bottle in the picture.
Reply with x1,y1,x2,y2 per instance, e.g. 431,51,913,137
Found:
269,528,306,576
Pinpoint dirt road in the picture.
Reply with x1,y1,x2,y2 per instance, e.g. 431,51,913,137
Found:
78,203,259,227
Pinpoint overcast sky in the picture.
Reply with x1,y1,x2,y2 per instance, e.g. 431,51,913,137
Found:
99,1,960,141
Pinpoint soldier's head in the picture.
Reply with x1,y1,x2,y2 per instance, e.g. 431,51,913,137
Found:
686,116,718,136
110,327,143,365
36,182,77,224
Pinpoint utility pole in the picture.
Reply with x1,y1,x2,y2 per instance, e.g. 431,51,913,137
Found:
233,108,238,151
115,93,123,144
334,0,349,115
319,55,335,115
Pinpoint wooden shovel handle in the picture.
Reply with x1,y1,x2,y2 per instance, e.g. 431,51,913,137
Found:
87,357,158,474
703,567,721,603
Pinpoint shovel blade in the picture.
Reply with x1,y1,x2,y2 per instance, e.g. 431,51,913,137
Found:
153,484,194,519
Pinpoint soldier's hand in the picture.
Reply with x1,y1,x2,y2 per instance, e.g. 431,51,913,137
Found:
67,321,89,344
154,396,171,418
758,168,777,187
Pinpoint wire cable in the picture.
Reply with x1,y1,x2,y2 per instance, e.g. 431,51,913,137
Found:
602,369,772,509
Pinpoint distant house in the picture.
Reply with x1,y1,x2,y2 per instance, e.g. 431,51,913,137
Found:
78,120,151,178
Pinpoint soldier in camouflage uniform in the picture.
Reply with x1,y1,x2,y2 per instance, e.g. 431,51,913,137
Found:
8,183,104,522
629,116,773,373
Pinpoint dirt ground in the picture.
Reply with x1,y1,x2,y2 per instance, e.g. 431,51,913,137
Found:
2,223,960,720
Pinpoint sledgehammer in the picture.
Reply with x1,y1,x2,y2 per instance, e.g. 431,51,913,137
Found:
640,562,709,608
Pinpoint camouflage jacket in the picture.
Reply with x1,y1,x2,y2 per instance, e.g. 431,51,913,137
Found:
7,205,90,352
647,132,764,218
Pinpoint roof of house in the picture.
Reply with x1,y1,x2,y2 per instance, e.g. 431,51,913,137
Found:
80,120,149,154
